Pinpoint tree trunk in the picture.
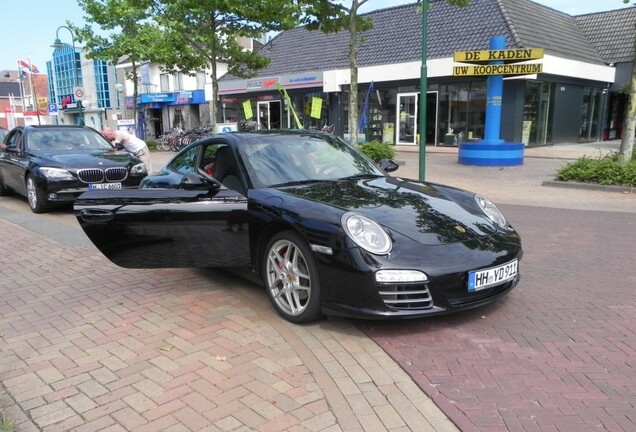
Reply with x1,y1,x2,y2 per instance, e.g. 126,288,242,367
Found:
348,0,359,146
618,26,636,163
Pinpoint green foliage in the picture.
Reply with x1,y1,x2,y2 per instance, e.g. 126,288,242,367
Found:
0,411,16,431
359,141,395,162
556,153,636,186
145,138,158,150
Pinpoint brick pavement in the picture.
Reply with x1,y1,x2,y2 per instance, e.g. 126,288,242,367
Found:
0,206,455,431
1,142,634,431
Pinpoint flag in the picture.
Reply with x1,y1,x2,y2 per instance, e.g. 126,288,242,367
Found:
358,81,374,133
17,59,40,75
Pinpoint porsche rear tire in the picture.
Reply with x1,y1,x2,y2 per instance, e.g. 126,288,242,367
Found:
263,231,322,323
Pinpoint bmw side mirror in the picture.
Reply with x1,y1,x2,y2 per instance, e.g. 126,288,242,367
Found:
180,172,221,190
378,158,399,173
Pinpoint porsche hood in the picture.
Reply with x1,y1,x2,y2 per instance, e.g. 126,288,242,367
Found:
278,176,504,246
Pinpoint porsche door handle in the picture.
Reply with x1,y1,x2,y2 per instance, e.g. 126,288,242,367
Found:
79,208,114,223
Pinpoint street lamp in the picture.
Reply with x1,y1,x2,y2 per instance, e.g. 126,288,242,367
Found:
51,26,84,126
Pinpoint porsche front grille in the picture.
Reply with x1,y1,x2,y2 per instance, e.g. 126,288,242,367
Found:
77,168,128,184
379,283,433,310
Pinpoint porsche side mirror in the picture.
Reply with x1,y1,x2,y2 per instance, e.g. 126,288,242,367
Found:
180,171,221,190
378,158,399,173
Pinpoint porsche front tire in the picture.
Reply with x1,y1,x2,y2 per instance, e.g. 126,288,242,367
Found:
263,231,322,323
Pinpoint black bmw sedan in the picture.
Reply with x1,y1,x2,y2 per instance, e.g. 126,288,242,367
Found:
0,125,148,213
75,131,522,323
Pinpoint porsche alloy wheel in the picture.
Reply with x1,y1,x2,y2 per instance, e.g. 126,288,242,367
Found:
264,231,322,323
26,175,48,213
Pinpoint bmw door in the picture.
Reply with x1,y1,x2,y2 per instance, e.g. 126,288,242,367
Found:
0,128,27,194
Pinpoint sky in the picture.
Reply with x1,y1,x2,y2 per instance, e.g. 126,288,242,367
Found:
0,0,632,73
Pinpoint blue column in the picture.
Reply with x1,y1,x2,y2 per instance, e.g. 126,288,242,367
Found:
483,36,505,143
458,35,524,166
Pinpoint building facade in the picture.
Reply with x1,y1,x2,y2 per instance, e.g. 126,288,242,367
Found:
218,0,635,147
47,44,121,130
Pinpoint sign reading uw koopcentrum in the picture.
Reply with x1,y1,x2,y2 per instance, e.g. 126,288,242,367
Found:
453,48,544,76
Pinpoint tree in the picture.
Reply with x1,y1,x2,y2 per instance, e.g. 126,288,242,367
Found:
70,0,163,129
301,0,471,146
301,0,372,146
151,0,301,129
619,0,635,163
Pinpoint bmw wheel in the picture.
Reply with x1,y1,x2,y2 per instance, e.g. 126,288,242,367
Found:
26,175,49,213
263,231,322,323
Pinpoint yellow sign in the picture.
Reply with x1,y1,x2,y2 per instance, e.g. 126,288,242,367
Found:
310,97,323,119
242,100,253,119
37,97,48,110
454,48,544,64
453,63,543,77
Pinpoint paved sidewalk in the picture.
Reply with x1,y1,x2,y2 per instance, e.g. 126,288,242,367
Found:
0,208,456,431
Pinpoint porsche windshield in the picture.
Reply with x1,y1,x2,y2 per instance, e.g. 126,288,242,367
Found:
238,134,386,188
27,129,115,153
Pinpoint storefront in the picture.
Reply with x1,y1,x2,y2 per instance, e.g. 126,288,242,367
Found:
132,89,208,139
217,0,620,147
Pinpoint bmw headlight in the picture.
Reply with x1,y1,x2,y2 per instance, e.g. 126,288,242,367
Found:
130,163,147,176
39,167,74,180
342,212,392,255
474,195,508,227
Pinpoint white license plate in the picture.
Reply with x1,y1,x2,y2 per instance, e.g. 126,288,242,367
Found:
89,183,122,190
468,259,518,292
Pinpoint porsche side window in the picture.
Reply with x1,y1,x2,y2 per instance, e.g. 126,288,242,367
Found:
170,146,199,175
200,144,220,177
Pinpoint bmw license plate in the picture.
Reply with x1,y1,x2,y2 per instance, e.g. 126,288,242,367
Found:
89,183,122,190
468,259,518,292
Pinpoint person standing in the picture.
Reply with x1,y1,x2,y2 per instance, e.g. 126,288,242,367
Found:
102,128,152,173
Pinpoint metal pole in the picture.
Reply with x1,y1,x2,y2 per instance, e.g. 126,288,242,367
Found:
418,1,428,181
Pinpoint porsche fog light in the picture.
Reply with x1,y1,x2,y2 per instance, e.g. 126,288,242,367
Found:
342,212,392,255
131,163,147,175
376,270,428,283
475,195,508,227
39,167,74,180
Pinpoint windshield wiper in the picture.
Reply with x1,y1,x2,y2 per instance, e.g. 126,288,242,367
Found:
270,179,336,187
338,173,384,181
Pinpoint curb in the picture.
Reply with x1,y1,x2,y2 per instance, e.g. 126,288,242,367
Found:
542,180,635,194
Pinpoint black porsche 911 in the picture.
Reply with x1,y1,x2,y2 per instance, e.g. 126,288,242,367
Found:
0,125,148,213
74,131,522,323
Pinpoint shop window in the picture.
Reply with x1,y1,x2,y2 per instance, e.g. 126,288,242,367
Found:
524,81,552,145
580,87,601,141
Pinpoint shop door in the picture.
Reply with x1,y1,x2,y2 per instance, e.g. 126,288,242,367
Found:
257,101,282,130
396,93,418,145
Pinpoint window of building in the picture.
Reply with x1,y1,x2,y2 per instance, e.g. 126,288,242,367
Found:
52,45,83,105
174,72,184,91
160,73,170,92
93,60,111,109
196,71,207,89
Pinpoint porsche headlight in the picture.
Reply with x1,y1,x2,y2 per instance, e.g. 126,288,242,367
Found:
130,163,147,175
475,195,508,227
39,167,74,180
342,212,392,255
